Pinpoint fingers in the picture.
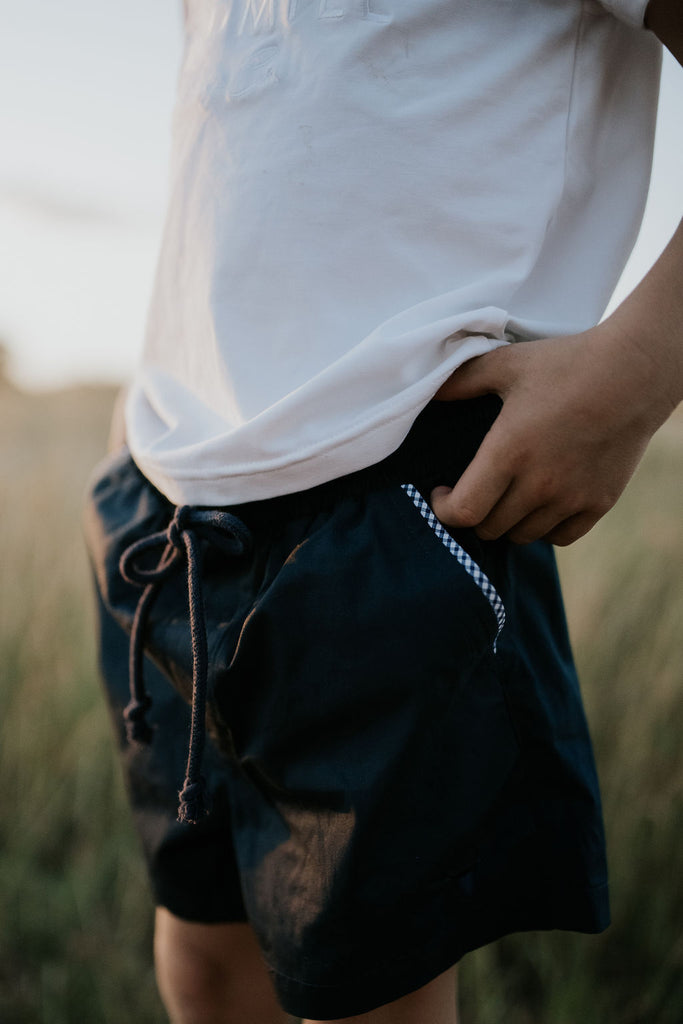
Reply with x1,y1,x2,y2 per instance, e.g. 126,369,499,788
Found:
431,469,603,546
498,505,595,545
431,478,599,546
434,344,517,402
431,477,555,544
484,501,561,544
544,512,600,547
429,435,514,531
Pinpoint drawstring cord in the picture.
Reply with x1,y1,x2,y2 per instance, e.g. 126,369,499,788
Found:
119,505,252,824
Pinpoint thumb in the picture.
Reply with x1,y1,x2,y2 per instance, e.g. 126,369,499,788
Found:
434,344,515,401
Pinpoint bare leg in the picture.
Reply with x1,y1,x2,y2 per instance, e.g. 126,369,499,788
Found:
303,966,459,1024
154,907,291,1024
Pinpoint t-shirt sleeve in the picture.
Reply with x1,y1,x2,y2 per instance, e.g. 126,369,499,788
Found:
598,0,651,28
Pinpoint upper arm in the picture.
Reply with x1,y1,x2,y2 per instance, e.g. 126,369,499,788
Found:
645,0,683,64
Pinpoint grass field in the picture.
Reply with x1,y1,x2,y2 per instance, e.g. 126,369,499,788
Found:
0,383,681,1024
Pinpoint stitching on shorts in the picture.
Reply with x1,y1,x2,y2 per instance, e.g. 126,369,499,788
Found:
400,483,506,647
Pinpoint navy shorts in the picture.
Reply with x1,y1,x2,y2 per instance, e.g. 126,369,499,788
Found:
84,396,609,1021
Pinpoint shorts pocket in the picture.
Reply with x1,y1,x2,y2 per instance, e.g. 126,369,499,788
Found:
397,482,507,649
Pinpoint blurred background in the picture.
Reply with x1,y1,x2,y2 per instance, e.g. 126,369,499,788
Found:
0,2,681,1022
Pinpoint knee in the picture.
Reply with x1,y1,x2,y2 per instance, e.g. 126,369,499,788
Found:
153,908,286,1024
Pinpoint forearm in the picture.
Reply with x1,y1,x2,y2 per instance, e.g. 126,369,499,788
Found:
600,0,683,420
599,215,683,422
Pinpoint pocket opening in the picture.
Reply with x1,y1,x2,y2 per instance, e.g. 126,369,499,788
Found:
400,483,506,647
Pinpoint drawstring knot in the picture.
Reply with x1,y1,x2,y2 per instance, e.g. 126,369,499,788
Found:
166,505,192,552
119,505,252,824
124,694,154,745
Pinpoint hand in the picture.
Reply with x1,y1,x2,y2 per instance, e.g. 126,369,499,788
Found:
430,325,672,546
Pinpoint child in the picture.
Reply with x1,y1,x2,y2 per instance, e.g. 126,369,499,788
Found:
85,1,682,1021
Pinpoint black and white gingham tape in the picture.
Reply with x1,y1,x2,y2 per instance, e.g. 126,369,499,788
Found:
401,483,506,643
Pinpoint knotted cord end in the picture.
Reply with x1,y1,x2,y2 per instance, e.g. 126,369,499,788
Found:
177,777,211,824
119,504,252,824
124,696,154,746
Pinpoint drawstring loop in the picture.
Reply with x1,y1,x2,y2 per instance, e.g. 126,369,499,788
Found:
119,505,252,823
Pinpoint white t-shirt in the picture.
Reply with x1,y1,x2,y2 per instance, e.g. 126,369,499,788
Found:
126,0,661,506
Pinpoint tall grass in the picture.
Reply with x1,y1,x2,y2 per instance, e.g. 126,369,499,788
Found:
0,386,681,1023
0,386,164,1024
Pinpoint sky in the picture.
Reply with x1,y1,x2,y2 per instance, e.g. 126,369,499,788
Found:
0,0,184,389
0,1,681,391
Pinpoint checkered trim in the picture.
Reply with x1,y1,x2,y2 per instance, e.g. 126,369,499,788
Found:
401,483,506,644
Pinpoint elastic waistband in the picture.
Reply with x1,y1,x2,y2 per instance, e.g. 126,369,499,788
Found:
231,395,502,526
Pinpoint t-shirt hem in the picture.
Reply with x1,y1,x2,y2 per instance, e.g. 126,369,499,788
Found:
128,339,509,506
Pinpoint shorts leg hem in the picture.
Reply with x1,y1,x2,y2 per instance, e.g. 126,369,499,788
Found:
269,883,610,1021
152,883,249,926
